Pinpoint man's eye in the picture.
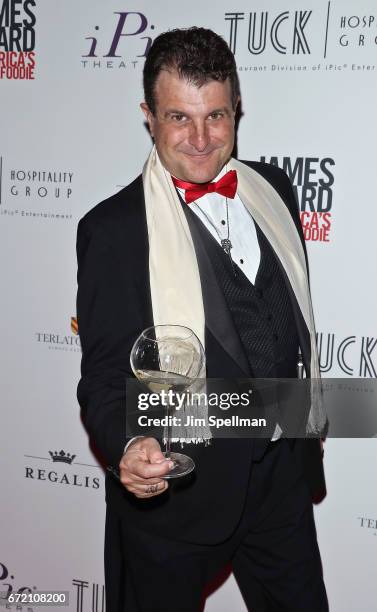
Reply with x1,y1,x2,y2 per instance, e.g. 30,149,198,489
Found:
171,114,186,122
210,112,224,120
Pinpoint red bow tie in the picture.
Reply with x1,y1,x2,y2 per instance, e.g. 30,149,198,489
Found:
172,170,238,204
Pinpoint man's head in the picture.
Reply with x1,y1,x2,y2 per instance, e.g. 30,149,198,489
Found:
141,27,240,184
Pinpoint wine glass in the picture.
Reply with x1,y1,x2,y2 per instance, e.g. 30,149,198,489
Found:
130,325,205,478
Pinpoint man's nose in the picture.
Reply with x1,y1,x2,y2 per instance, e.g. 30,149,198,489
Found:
188,121,210,152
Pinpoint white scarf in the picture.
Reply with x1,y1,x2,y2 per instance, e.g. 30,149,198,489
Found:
142,146,326,438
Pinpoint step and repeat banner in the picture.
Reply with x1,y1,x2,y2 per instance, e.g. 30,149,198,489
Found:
1,1,376,610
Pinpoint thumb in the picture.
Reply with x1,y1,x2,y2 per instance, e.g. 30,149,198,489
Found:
145,438,165,463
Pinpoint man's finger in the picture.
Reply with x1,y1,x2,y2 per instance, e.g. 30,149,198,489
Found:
132,480,169,498
136,458,173,479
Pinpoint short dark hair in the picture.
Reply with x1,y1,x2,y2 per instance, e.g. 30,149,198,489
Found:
143,27,240,114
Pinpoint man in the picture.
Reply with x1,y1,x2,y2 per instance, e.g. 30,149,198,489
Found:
77,27,328,611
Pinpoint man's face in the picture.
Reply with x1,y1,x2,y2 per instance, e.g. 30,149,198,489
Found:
141,70,238,184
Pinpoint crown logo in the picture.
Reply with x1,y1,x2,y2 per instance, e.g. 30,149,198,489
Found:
71,317,79,335
49,450,76,464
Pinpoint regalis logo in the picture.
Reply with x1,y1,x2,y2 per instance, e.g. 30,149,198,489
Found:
25,449,101,489
49,450,76,464
260,155,335,242
0,0,36,80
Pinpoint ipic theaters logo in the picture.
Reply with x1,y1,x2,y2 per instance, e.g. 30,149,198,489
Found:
318,332,377,377
0,0,36,80
260,156,334,242
35,318,81,353
0,561,38,608
72,579,105,612
24,449,101,490
82,11,156,70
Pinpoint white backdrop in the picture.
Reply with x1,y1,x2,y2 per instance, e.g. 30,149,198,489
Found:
1,1,376,610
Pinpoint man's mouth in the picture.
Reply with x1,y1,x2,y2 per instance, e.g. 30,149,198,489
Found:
182,150,215,158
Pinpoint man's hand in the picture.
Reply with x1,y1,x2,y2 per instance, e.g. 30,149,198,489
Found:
119,437,173,498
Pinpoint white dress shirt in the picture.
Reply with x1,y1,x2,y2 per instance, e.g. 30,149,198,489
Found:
176,166,261,283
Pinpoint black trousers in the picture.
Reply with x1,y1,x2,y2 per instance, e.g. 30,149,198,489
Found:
105,440,328,611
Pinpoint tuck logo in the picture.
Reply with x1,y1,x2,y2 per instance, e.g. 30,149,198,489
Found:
0,0,36,80
318,333,377,377
225,9,312,56
72,579,105,612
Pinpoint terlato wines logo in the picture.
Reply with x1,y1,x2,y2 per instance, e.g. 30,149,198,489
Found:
0,0,36,80
260,155,335,242
35,318,81,353
358,517,377,537
71,316,79,336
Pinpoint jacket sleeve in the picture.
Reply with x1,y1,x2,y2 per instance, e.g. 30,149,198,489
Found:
76,215,135,468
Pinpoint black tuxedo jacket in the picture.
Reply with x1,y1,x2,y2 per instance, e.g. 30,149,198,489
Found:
76,160,325,544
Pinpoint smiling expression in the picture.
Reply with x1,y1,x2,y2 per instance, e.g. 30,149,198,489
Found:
141,69,238,184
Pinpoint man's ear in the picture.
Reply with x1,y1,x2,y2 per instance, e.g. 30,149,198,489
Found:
140,102,154,137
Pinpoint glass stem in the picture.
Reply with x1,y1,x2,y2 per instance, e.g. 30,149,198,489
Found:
165,406,171,459
165,400,172,459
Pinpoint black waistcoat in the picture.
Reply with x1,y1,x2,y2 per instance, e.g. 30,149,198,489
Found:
184,206,299,379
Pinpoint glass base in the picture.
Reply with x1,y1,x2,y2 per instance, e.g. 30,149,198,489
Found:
162,452,195,479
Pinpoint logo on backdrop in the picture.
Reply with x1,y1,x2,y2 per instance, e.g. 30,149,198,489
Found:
81,11,156,70
0,561,37,608
35,318,81,353
0,157,75,221
71,316,79,335
225,4,377,72
72,579,105,612
259,156,335,242
9,167,73,200
358,517,377,536
317,332,377,377
0,0,36,80
225,9,313,56
24,449,101,490
338,13,377,50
